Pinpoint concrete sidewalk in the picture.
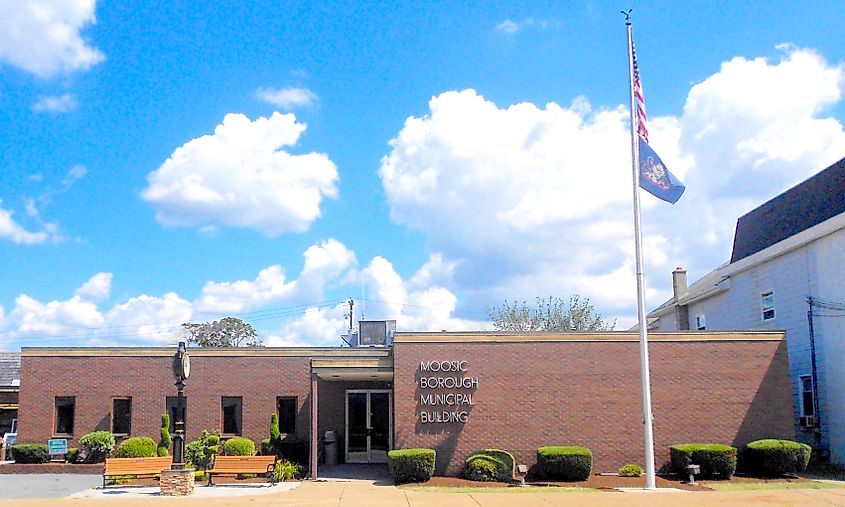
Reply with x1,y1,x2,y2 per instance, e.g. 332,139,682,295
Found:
3,477,845,505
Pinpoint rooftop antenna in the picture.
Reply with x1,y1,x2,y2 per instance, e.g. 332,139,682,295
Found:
361,272,366,321
340,298,354,347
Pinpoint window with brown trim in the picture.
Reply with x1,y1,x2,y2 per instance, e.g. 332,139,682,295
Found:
221,397,242,435
55,396,75,435
112,398,132,435
276,396,297,434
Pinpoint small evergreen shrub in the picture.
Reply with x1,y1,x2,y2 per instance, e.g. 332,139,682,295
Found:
743,439,812,477
670,443,737,479
185,430,220,470
619,464,643,477
260,437,274,456
79,431,116,463
279,434,305,465
388,448,436,484
66,447,79,463
114,437,157,458
465,455,501,481
536,446,593,481
158,414,171,457
11,443,50,464
273,459,302,482
223,436,256,456
464,449,515,482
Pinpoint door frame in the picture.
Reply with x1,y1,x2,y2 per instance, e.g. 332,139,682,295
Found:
344,389,393,464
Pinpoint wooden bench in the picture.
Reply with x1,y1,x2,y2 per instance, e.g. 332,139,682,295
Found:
103,456,173,487
208,455,276,485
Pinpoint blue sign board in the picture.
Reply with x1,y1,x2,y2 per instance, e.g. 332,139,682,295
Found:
48,438,68,455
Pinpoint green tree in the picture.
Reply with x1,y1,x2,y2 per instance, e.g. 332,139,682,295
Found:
486,295,615,332
181,317,262,347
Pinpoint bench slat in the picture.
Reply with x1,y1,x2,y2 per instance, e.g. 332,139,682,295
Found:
208,456,276,485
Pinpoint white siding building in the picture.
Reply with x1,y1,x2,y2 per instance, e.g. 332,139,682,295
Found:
645,156,845,464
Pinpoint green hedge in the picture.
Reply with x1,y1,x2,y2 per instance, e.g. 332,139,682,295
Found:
388,448,436,484
223,436,256,456
185,430,220,470
464,449,515,482
743,439,812,477
536,446,592,481
79,431,116,463
66,447,79,463
11,444,50,464
114,437,157,458
670,443,737,479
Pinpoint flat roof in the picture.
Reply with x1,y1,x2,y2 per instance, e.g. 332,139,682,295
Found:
393,330,785,343
20,347,391,358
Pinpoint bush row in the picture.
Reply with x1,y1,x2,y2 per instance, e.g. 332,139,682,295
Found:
387,438,812,484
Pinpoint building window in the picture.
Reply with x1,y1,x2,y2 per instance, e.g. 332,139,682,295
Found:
112,398,132,435
800,375,815,417
166,396,187,434
761,291,775,320
695,314,706,331
277,397,297,434
55,396,75,435
221,397,242,435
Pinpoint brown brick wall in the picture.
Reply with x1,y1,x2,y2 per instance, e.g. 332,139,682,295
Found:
17,354,313,448
393,339,794,475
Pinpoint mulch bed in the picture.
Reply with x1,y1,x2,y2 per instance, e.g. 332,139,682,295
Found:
423,474,709,491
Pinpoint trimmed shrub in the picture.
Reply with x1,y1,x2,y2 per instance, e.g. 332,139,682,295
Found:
223,436,256,456
464,449,515,482
260,438,274,456
670,443,737,479
619,464,643,477
388,448,436,484
158,414,171,457
79,431,116,463
270,413,281,442
465,455,500,481
114,437,157,458
66,447,79,463
185,430,220,470
279,434,306,465
537,446,593,481
743,439,812,477
11,443,50,464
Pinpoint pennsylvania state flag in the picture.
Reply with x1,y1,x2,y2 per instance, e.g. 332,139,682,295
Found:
638,137,685,204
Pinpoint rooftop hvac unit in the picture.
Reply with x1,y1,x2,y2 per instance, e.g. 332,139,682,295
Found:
355,320,396,347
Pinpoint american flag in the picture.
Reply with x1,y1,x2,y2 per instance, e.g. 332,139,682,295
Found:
632,45,649,142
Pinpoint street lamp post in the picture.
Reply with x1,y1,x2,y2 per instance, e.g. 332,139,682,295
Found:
171,341,190,470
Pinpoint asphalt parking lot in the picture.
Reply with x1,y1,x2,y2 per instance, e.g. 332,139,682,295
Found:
0,473,102,499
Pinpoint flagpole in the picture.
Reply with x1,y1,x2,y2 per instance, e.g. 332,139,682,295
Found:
623,10,657,490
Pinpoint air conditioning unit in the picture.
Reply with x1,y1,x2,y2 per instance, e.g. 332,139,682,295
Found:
355,320,396,347
800,415,816,428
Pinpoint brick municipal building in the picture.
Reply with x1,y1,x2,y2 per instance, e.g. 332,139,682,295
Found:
16,327,794,476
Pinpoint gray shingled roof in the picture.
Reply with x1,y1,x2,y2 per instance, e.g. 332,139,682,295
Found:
0,352,21,388
730,156,845,263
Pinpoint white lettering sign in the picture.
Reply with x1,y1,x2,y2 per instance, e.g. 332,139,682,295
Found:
417,360,476,424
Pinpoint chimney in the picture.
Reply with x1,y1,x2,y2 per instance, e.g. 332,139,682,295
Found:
672,267,688,300
672,267,690,330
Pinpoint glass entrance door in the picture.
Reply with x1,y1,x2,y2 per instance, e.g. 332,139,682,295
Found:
345,390,392,463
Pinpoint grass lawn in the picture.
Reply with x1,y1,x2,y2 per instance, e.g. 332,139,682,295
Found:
399,485,598,494
704,480,845,492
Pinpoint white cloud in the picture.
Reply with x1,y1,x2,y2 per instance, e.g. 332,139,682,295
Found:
104,293,193,345
0,199,50,244
494,18,552,35
494,20,520,35
254,87,318,109
379,45,845,325
266,305,349,347
32,93,79,113
10,294,104,336
142,112,339,236
194,238,356,315
1,0,105,77
74,272,112,302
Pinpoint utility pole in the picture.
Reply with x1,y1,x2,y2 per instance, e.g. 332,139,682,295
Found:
347,299,355,333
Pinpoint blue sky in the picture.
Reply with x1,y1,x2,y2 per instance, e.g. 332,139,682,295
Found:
2,1,845,349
